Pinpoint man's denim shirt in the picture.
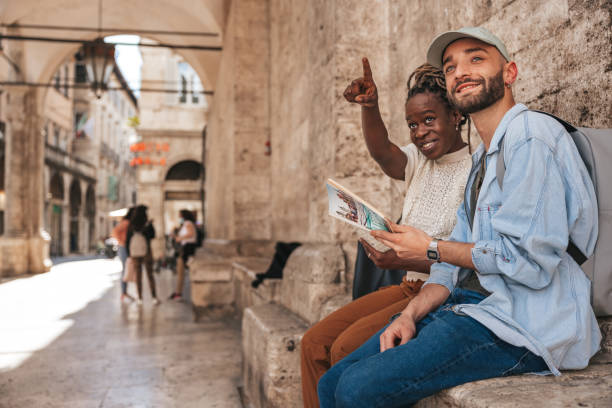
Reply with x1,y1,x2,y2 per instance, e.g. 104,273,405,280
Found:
426,104,600,376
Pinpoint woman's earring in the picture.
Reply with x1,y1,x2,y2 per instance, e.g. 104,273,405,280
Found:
455,123,459,131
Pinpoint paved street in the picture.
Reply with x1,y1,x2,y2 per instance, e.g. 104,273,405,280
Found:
0,258,243,408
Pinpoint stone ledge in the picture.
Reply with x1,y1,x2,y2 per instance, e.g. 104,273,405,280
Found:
416,363,612,408
242,303,308,408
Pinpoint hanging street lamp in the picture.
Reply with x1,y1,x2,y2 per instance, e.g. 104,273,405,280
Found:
83,38,115,98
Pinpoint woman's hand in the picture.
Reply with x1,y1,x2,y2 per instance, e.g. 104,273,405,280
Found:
343,57,378,108
360,239,408,270
371,222,432,262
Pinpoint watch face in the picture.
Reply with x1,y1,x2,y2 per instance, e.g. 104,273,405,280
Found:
427,249,439,260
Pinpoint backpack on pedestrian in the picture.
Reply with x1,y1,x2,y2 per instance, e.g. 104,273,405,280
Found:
496,110,611,316
129,231,148,258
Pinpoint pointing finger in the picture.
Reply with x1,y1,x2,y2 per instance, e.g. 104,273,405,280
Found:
362,57,373,81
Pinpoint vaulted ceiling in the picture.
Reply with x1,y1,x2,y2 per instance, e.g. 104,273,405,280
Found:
0,0,228,90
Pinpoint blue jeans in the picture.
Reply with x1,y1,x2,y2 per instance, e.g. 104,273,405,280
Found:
317,288,547,408
118,245,128,295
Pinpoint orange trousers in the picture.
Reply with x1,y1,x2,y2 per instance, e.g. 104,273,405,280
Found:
300,278,423,408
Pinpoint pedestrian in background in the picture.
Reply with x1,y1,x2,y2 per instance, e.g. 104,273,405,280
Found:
168,209,197,301
126,205,159,305
112,207,135,302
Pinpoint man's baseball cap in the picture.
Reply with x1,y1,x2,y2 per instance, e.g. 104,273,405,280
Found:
426,27,510,69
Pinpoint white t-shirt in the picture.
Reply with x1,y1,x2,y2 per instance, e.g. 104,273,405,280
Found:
178,220,197,245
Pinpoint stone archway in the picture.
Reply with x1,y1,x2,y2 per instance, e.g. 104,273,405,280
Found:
49,172,65,256
85,184,96,251
165,160,203,181
68,179,82,253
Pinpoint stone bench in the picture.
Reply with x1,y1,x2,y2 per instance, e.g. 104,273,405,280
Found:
244,281,611,407
189,252,236,321
242,303,308,408
241,243,351,408
417,319,611,407
189,239,275,321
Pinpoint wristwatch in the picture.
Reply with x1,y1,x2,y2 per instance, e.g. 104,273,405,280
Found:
426,238,441,262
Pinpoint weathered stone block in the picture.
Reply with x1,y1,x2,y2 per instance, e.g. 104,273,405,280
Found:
318,293,352,321
415,363,612,408
189,256,233,282
592,316,612,364
232,257,281,315
190,281,234,308
242,303,308,408
281,279,346,325
282,244,345,284
202,239,241,257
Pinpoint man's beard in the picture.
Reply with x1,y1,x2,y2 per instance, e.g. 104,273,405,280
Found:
449,70,505,114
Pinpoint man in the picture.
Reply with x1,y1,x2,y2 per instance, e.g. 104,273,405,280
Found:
317,27,600,408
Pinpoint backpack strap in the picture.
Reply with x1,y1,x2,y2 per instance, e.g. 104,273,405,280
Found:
496,137,506,190
494,109,587,265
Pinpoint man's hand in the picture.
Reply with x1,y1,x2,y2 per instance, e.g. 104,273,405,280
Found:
343,57,378,107
379,283,451,352
371,222,432,262
360,238,408,270
379,312,417,352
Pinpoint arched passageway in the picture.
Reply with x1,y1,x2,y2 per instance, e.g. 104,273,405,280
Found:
165,160,203,181
49,173,65,256
85,184,96,251
68,180,81,253
163,160,204,238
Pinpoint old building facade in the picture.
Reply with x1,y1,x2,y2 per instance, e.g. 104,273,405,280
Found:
41,55,138,257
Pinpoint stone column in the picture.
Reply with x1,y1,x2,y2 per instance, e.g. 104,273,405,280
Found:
0,87,50,275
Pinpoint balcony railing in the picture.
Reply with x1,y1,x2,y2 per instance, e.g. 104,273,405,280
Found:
45,143,96,180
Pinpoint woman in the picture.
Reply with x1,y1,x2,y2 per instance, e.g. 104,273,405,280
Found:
167,209,198,301
126,205,159,305
300,61,473,408
112,207,135,302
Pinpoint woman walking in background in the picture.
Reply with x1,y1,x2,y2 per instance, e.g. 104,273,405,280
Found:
126,205,159,305
112,207,135,303
168,209,198,301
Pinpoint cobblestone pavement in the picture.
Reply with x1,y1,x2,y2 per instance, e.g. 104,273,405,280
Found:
0,258,243,408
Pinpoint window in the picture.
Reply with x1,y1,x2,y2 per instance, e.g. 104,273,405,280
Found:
63,65,69,97
54,125,60,147
191,77,199,104
179,75,187,104
75,63,87,83
54,72,61,92
41,122,48,144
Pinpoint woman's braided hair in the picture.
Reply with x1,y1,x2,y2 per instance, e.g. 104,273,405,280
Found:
406,63,471,152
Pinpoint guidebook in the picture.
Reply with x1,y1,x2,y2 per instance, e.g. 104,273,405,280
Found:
326,179,389,232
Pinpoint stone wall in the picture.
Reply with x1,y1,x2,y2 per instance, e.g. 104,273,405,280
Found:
205,0,611,259
205,0,272,241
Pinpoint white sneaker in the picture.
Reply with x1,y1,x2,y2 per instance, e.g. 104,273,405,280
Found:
153,298,161,305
